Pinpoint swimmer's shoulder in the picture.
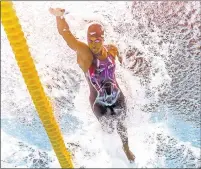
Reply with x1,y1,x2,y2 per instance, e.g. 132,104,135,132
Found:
105,44,118,58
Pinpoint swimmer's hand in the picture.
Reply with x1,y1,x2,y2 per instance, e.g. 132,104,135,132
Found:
49,8,66,16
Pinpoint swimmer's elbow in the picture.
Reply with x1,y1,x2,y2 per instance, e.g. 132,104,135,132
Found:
60,31,79,51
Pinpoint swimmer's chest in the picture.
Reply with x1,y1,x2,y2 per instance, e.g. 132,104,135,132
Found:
88,56,115,77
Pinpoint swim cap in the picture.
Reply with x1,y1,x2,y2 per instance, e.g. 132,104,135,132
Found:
87,23,104,38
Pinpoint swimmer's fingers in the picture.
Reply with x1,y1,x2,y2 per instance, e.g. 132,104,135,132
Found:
49,7,65,16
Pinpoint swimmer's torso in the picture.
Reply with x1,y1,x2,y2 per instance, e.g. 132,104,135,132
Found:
86,46,120,106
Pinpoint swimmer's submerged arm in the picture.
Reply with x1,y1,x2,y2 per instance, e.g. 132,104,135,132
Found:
56,16,79,51
116,50,123,64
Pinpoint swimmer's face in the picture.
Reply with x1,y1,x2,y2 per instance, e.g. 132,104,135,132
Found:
87,24,104,54
87,36,104,54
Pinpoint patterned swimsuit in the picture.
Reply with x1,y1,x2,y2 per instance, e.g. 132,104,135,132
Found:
87,47,120,106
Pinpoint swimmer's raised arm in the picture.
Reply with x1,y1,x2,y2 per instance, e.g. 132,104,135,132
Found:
49,8,79,51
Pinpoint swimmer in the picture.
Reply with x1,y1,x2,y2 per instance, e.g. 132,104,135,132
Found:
49,7,135,162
